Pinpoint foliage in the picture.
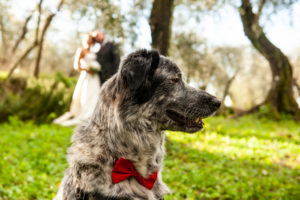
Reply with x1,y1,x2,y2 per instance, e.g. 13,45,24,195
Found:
0,73,76,123
66,0,124,40
170,32,209,84
0,116,299,199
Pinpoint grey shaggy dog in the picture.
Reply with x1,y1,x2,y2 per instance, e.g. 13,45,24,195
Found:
54,49,220,200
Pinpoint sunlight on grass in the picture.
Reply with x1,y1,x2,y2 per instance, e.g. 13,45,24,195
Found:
167,130,300,169
164,116,300,199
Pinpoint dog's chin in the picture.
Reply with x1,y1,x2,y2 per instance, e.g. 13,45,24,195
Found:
165,110,205,133
169,125,203,133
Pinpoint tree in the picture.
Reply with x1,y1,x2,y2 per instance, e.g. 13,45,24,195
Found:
0,0,12,65
10,10,34,55
66,0,124,39
239,0,300,117
170,31,220,90
149,0,175,55
34,0,65,78
0,0,65,87
170,32,205,83
213,47,244,109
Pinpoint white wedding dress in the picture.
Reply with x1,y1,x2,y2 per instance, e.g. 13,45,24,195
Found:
54,52,101,126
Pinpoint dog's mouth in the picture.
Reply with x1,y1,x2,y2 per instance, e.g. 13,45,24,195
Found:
166,109,204,129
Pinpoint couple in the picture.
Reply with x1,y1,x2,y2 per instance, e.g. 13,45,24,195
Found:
54,31,120,126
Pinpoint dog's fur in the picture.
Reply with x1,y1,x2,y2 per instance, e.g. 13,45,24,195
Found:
54,50,220,200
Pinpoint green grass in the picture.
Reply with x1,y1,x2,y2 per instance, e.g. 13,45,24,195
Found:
164,117,300,200
0,116,299,200
0,117,72,200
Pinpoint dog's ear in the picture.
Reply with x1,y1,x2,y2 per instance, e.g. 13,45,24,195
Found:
120,49,160,89
118,49,160,104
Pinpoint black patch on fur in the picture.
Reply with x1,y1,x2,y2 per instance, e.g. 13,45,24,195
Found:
118,49,160,104
121,141,128,148
132,146,138,154
155,155,162,164
97,157,107,165
132,194,148,200
76,163,101,180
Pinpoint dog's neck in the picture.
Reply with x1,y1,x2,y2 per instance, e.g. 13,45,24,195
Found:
89,95,164,177
101,113,164,178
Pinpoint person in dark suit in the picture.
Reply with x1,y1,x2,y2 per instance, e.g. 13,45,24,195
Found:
92,31,120,85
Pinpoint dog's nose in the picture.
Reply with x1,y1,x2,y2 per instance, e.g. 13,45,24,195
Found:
198,91,221,111
210,98,221,110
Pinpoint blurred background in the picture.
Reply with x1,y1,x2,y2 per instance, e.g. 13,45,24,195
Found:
1,0,300,117
0,0,300,199
1,0,300,121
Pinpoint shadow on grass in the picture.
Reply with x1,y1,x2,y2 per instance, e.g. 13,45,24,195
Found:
163,138,300,200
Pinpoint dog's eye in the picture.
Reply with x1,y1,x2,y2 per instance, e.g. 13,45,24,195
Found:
171,78,179,83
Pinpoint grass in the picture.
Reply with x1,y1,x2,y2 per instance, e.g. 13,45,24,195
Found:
0,116,299,200
0,117,71,200
164,117,300,200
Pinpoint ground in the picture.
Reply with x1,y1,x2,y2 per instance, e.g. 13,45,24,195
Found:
0,116,299,200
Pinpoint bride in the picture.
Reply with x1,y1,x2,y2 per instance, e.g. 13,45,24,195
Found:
54,34,101,126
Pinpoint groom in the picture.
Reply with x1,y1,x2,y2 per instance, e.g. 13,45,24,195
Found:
92,31,120,85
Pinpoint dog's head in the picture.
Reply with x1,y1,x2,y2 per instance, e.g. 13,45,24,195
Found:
115,49,220,133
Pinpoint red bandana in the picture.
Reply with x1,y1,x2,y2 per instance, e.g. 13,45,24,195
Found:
112,157,158,190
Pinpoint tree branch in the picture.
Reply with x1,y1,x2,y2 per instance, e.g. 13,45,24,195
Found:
33,0,65,78
1,41,39,87
256,0,266,20
35,0,44,44
0,17,8,64
57,0,65,11
0,17,7,49
11,10,34,54
222,70,239,103
294,78,300,94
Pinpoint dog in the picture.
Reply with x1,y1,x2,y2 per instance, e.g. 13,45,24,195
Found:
54,49,220,200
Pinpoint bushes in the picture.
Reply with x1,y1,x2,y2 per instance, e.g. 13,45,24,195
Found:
0,72,76,123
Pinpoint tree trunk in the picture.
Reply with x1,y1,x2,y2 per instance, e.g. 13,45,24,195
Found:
33,13,54,78
217,69,239,114
294,79,300,94
149,0,174,56
221,70,239,107
33,0,64,78
239,0,300,116
35,0,43,43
